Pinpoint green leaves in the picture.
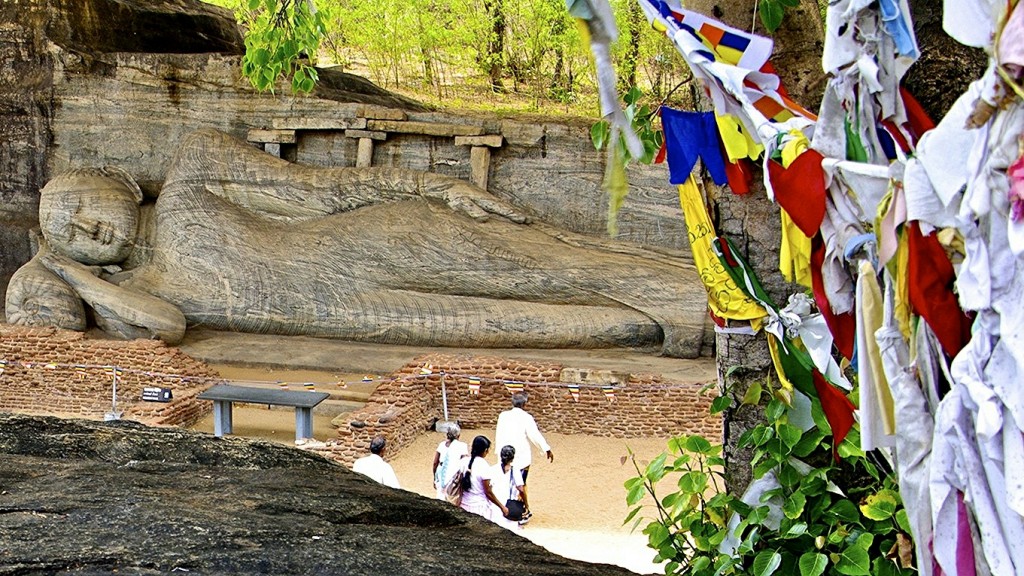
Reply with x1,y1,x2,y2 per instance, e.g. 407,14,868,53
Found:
624,476,646,506
758,0,785,32
237,0,328,93
859,489,900,521
827,499,861,524
681,435,714,455
590,121,610,151
783,491,806,519
834,545,871,575
589,86,663,168
622,366,914,576
777,424,803,449
710,394,732,414
753,550,782,576
798,552,828,576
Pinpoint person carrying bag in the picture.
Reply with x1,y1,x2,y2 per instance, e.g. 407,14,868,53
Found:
492,445,528,530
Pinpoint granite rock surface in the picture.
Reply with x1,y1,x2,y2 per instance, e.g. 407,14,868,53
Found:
0,413,635,575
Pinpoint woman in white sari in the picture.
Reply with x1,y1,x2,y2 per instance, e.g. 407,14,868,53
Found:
458,436,507,521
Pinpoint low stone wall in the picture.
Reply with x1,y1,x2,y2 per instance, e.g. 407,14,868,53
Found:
0,325,216,426
311,353,721,466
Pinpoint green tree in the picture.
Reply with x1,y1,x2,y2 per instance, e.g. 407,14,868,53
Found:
231,0,329,93
625,410,916,576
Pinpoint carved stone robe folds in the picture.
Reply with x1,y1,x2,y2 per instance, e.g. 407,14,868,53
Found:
117,129,710,358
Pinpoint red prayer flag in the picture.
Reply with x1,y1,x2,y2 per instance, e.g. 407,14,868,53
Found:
812,369,856,461
767,149,827,237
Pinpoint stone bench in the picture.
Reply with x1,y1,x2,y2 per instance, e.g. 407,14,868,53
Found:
197,384,330,441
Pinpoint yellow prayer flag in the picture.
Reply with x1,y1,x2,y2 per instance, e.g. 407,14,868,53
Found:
779,210,813,288
714,114,764,163
678,176,767,322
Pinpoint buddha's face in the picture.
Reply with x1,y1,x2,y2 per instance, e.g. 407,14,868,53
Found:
39,168,142,265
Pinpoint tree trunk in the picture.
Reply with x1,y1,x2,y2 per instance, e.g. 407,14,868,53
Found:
904,0,987,120
620,0,644,91
680,0,985,494
485,0,505,91
682,0,824,494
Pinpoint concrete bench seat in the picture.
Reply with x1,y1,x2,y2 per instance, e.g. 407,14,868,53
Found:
197,384,330,441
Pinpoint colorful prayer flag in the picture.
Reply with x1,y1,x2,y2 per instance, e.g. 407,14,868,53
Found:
603,385,617,402
303,382,315,391
638,0,815,151
661,108,729,185
568,384,580,403
713,235,857,459
677,176,767,322
652,1,774,69
504,380,524,395
468,376,481,395
420,365,433,375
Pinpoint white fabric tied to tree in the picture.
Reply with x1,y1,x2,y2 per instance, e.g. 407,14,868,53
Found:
602,0,1024,570
763,293,852,392
565,0,644,161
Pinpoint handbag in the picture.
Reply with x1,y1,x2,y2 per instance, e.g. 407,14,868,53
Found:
444,469,464,506
503,468,525,521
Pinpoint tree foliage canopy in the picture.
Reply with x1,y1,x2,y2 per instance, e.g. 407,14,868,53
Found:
204,0,696,114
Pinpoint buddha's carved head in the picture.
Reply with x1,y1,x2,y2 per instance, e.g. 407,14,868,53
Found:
39,167,143,265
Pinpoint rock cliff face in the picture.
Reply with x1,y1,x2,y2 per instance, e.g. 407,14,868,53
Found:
0,0,241,298
1,0,693,307
0,413,636,575
37,0,244,55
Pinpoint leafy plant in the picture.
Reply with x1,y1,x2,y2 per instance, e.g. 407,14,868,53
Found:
235,0,329,93
757,0,801,33
589,85,662,165
625,394,916,576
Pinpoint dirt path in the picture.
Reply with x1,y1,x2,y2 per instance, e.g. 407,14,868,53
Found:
389,428,666,574
192,364,671,574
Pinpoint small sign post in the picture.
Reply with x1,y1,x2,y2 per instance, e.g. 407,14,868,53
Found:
141,387,173,403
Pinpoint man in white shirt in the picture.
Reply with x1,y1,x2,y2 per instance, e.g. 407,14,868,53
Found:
495,392,554,484
351,436,401,489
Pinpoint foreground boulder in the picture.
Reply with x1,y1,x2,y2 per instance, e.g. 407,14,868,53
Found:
0,414,635,575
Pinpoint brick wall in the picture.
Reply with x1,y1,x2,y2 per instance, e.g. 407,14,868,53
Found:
0,325,217,426
0,327,721,466
310,353,721,466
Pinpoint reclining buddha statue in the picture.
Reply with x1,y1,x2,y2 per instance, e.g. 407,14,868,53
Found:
6,128,709,358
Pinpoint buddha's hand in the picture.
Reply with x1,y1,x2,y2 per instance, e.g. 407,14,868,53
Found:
419,176,532,224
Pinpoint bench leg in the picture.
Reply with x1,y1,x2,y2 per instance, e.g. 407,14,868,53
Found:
213,400,233,437
295,407,313,441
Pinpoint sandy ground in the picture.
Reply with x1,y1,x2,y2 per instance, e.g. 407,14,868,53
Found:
189,365,670,574
389,428,668,574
